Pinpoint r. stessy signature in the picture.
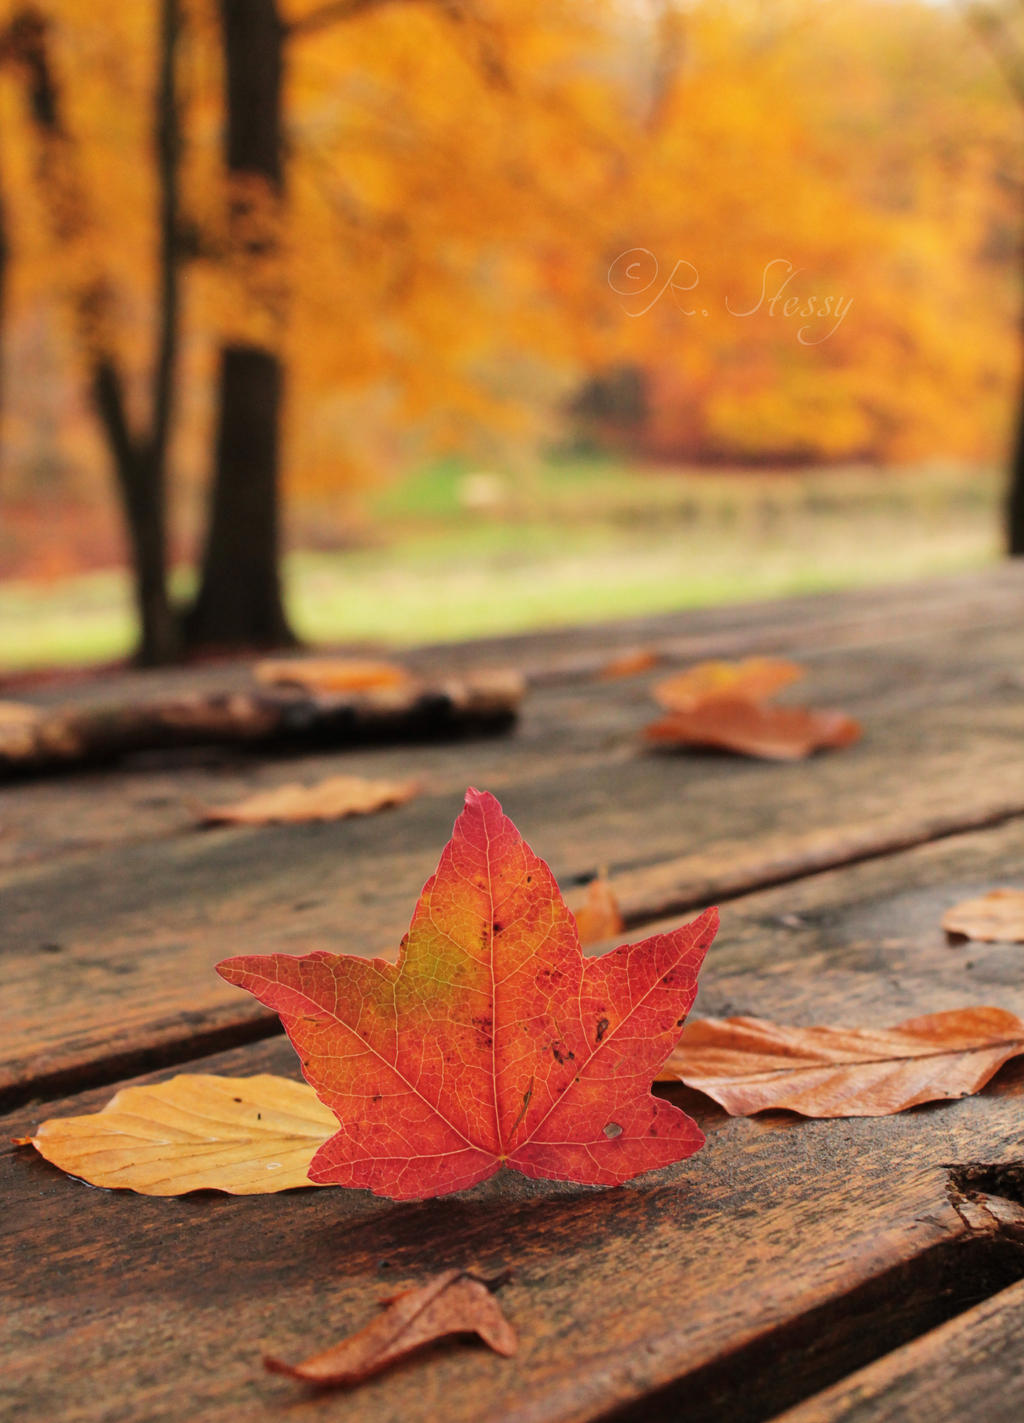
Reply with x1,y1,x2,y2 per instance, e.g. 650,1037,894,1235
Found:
608,251,852,344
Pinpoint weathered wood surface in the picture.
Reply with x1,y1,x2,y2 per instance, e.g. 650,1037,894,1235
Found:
4,820,1024,1423
2,594,1022,1106
3,567,1024,1423
774,1277,1024,1423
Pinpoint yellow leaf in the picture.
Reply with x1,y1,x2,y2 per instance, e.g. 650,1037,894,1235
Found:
27,1075,336,1195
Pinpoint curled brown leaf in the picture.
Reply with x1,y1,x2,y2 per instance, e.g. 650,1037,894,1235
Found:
265,1269,518,1386
658,1007,1024,1117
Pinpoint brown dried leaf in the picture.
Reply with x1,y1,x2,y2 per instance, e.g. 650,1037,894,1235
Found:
202,774,418,826
942,890,1024,944
265,1269,518,1386
658,1007,1024,1117
0,700,40,725
645,697,860,760
26,1075,336,1194
254,657,413,693
571,877,625,947
597,648,660,680
653,657,804,712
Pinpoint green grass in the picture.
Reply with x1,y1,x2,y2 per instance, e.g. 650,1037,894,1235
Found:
0,458,1004,671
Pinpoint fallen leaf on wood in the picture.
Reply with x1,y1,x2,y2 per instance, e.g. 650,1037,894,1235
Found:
0,703,40,758
657,1007,1024,1116
0,700,40,725
202,774,419,827
25,1074,336,1194
646,697,860,760
219,788,718,1199
571,877,625,946
254,657,413,693
597,648,660,680
942,890,1024,943
265,1269,517,1385
653,658,804,712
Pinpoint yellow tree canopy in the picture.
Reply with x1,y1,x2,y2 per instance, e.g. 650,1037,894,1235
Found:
0,0,1018,538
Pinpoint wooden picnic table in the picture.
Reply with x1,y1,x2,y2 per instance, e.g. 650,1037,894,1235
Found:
3,564,1024,1423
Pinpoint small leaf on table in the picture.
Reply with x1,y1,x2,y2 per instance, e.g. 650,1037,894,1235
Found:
597,648,660,680
265,1269,517,1386
201,773,419,826
942,889,1024,943
571,877,625,946
254,658,413,692
658,1007,1024,1117
646,697,861,760
653,657,804,711
25,1074,336,1194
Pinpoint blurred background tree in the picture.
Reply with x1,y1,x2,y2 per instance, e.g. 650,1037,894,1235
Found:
0,0,1020,664
959,0,1024,553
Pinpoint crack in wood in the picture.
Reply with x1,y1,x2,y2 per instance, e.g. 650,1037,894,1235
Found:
598,1228,1024,1423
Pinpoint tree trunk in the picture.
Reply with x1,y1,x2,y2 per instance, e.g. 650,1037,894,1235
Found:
93,359,180,664
184,0,295,650
184,345,292,647
1009,370,1024,556
0,175,8,428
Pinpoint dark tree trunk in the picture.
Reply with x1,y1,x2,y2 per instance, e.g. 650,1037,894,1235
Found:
184,0,295,650
1009,367,1024,556
184,345,292,647
0,176,8,428
93,359,180,664
113,0,184,664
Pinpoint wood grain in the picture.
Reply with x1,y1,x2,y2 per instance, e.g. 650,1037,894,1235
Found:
2,601,1023,1105
5,819,1024,1423
772,1277,1024,1423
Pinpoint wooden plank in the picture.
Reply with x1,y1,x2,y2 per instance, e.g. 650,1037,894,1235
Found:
5,820,1024,1423
2,613,1023,1104
1,571,1019,872
772,1277,1024,1423
3,603,1022,875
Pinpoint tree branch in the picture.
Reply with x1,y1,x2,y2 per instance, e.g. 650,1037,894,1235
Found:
150,0,182,468
288,0,441,39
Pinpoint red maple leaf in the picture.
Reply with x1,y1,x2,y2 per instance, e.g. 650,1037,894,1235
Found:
217,789,717,1200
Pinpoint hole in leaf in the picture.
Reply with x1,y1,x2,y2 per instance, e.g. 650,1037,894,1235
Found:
603,1122,623,1139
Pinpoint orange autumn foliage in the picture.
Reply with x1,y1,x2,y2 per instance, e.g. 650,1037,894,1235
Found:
0,0,1018,573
